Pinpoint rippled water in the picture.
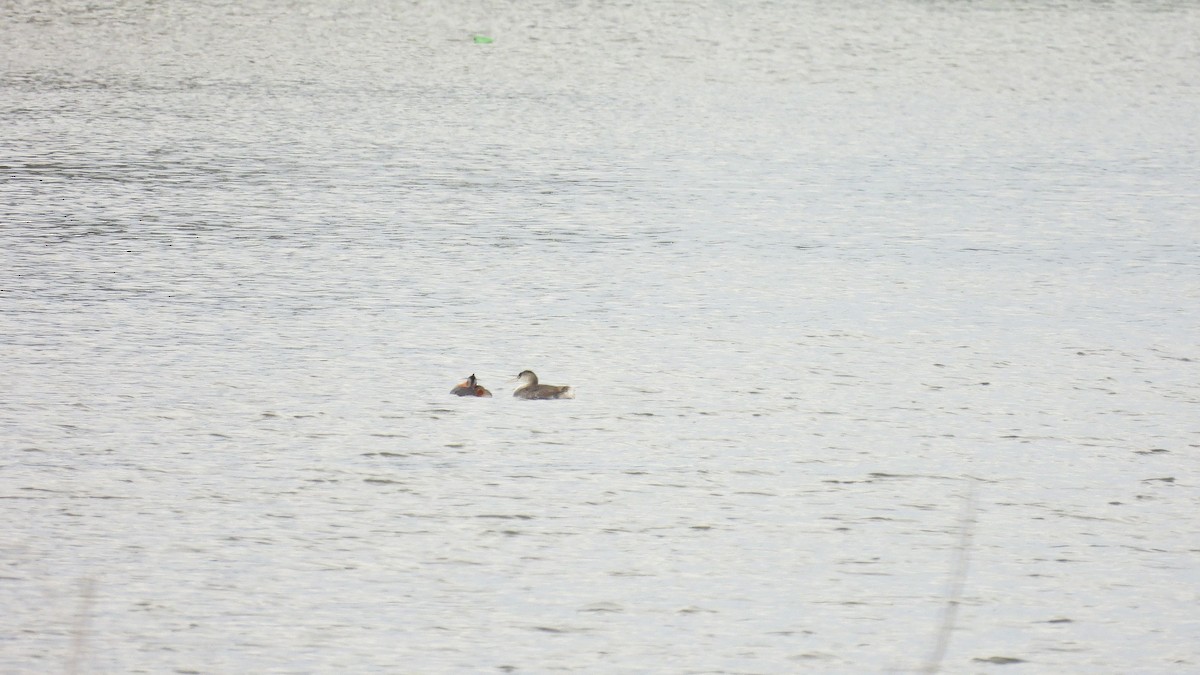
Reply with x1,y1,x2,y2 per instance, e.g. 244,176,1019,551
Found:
3,1,1199,672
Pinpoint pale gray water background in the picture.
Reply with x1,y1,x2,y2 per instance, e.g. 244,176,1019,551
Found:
3,0,1199,672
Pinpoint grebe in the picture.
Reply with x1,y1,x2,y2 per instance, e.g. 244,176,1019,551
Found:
513,370,574,400
450,374,492,398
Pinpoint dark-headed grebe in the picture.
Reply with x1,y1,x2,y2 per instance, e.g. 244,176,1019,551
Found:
451,374,492,398
513,370,574,400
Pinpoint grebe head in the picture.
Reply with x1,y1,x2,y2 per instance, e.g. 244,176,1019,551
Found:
516,370,538,386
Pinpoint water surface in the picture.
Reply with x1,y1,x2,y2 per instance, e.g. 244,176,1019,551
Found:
3,1,1199,672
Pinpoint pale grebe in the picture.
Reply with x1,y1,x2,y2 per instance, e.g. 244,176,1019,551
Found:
513,370,574,400
450,374,492,398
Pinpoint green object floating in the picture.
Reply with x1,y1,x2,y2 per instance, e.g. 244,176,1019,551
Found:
472,35,494,44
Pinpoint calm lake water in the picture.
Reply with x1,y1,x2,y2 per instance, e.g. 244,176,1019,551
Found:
3,1,1199,672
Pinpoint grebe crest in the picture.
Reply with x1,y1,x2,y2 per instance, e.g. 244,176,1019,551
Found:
451,374,492,398
513,370,574,400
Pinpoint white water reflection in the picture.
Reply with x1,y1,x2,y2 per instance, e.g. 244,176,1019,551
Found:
3,1,1199,672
